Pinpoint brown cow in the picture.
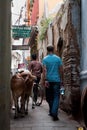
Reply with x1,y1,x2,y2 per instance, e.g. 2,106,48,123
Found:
21,71,36,114
11,71,36,118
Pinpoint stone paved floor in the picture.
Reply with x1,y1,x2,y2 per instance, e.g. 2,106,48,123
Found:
10,98,83,130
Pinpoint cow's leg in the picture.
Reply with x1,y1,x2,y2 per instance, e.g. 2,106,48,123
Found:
36,86,44,106
33,84,38,104
25,96,29,114
10,91,15,110
13,95,19,119
31,83,38,109
20,95,25,117
31,87,35,109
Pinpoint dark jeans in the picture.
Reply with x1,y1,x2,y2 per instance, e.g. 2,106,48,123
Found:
45,82,60,116
33,77,41,103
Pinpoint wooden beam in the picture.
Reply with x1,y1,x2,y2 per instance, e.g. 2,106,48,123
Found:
12,45,29,50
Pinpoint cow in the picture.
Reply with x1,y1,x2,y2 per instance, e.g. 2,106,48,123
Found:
21,71,36,113
11,70,36,118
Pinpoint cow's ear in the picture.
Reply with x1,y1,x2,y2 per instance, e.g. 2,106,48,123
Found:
25,75,29,83
29,74,33,81
33,76,37,80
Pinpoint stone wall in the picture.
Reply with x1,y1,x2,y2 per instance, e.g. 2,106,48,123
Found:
0,1,11,130
38,0,81,118
52,0,81,117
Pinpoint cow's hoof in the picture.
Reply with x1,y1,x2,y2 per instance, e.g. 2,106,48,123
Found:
20,113,25,118
32,103,35,109
14,115,18,119
25,111,28,115
12,106,15,110
32,106,35,109
36,102,41,106
17,109,21,113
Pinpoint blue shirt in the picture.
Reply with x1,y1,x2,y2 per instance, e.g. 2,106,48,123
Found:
42,54,62,82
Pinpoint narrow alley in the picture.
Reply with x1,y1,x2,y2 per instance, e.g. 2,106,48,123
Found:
10,99,81,130
1,0,87,130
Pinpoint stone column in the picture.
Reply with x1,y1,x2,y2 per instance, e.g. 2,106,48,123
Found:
80,0,87,89
47,24,53,45
0,1,11,130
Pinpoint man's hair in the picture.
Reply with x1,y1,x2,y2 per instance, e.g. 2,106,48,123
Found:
47,45,54,52
31,54,37,60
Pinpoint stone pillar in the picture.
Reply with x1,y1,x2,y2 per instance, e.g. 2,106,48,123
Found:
0,1,11,130
80,0,87,89
47,24,53,45
58,0,81,117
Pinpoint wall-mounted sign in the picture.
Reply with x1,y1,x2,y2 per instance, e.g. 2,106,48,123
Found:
12,25,32,39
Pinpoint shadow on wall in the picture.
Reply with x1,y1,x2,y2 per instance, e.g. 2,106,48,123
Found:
57,37,63,57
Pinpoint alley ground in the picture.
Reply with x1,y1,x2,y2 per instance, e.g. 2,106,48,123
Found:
10,99,83,130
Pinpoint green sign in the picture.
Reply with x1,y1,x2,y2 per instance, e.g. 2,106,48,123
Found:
12,25,32,38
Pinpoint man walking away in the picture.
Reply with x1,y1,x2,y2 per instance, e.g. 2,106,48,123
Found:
42,45,63,121
28,54,43,105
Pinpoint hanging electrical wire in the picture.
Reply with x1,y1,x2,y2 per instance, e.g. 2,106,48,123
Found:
14,6,24,25
12,13,20,16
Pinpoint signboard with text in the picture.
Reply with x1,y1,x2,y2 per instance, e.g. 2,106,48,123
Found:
12,25,32,39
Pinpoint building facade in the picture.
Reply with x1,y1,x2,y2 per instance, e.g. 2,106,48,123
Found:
39,0,63,19
30,0,39,25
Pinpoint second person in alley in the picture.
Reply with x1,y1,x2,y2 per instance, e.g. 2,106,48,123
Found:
42,44,63,121
28,54,43,106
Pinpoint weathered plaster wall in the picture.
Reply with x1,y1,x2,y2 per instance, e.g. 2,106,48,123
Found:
0,1,11,130
55,0,80,116
38,0,81,117
52,0,81,117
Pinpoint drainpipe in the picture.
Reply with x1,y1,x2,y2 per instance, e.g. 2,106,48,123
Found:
80,0,87,89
